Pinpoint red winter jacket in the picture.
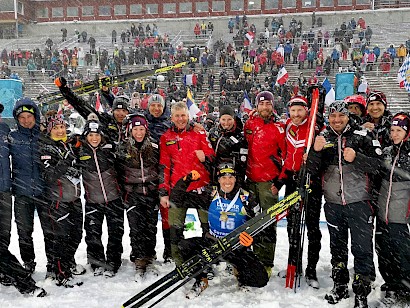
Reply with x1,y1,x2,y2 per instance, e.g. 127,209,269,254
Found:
159,126,215,196
244,114,286,183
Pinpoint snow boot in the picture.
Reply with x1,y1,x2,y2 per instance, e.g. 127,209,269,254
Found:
56,272,83,288
377,291,399,308
305,267,320,289
70,264,86,275
134,258,148,281
27,286,47,297
103,270,116,278
186,277,208,299
352,274,371,308
325,262,350,304
93,267,104,277
0,273,12,286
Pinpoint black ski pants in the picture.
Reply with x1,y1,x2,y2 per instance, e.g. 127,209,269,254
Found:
375,219,410,292
179,237,269,288
47,198,83,277
324,201,375,278
14,195,54,267
126,191,158,262
0,192,12,249
85,198,124,271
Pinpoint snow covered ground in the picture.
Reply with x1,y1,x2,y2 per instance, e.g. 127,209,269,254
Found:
2,209,390,308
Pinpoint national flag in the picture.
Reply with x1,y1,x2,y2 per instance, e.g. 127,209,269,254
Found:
398,56,410,92
186,88,202,120
95,92,104,113
322,77,335,106
183,74,193,86
240,91,253,114
245,31,255,44
276,66,289,85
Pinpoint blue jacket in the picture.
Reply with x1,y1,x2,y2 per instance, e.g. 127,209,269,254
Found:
8,98,44,197
0,122,11,192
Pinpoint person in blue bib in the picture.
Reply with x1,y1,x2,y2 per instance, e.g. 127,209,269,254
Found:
178,163,269,298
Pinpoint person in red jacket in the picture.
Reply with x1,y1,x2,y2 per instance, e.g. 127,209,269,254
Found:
159,102,215,266
244,90,286,278
273,95,324,288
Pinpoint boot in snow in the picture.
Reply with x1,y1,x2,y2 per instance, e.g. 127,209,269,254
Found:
186,277,208,299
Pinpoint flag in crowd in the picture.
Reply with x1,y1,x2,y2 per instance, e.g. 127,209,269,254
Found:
186,88,202,120
240,91,253,115
245,31,255,44
398,56,410,92
322,77,335,106
183,74,194,86
95,93,104,113
276,67,289,85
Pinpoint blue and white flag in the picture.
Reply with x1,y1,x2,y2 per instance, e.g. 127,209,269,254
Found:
322,78,335,106
398,56,410,92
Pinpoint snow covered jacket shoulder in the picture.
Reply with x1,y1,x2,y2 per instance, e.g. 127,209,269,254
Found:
8,100,44,197
159,125,215,196
307,120,383,205
0,122,11,192
39,136,81,203
377,141,410,224
78,141,120,204
244,114,286,184
144,106,171,144
117,136,159,197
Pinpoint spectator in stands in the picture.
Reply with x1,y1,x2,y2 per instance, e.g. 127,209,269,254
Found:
357,17,366,30
373,45,381,62
61,28,67,42
112,30,117,44
397,44,407,67
194,23,201,38
387,45,397,67
365,26,372,46
331,48,340,69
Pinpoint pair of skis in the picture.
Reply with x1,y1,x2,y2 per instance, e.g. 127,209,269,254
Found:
122,190,303,308
285,87,320,290
38,57,197,106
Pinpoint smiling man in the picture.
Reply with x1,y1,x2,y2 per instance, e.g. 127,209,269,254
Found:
307,100,383,307
244,90,286,278
159,102,215,266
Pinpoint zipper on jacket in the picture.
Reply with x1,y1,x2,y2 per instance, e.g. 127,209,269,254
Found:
337,135,347,205
140,152,147,195
92,147,108,204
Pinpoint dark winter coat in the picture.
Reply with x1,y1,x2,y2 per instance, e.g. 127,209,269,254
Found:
39,137,81,203
208,117,248,184
8,99,44,197
362,111,392,149
377,140,410,224
78,141,120,204
0,122,11,192
117,136,160,201
307,120,383,205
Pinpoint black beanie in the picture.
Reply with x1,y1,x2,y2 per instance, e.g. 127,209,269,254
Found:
219,105,235,118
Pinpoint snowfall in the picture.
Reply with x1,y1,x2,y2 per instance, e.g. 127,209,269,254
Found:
0,203,404,308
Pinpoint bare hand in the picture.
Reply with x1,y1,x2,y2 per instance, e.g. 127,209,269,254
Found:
160,196,170,208
195,150,206,162
313,136,327,152
362,122,375,131
193,122,205,132
343,147,356,162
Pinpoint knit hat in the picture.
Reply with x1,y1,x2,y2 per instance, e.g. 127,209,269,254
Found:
217,162,236,178
219,105,235,118
391,112,410,136
14,104,36,118
148,94,165,109
128,114,148,131
46,113,66,134
255,91,274,107
83,120,104,136
112,95,130,111
288,95,308,110
366,90,387,108
328,100,349,116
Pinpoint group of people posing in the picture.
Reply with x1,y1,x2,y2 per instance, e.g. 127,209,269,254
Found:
0,77,408,308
